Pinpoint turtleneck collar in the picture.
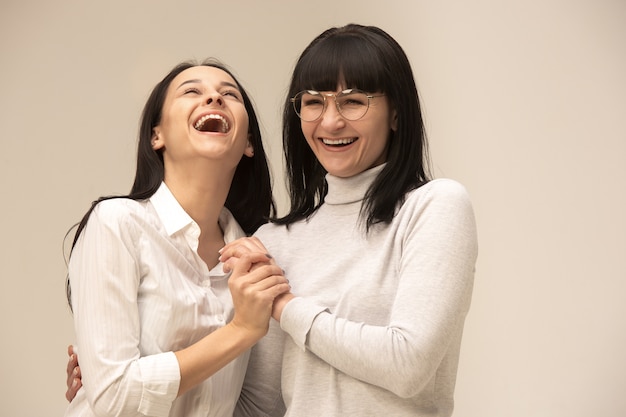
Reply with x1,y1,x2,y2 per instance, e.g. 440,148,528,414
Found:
323,164,386,205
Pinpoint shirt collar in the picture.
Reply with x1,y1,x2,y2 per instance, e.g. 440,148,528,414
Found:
150,182,195,236
150,182,247,243
324,163,386,205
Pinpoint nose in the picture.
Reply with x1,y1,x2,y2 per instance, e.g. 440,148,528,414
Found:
319,97,345,129
205,92,223,106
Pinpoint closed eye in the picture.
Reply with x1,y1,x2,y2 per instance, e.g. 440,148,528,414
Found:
340,98,367,108
221,89,243,101
303,97,324,107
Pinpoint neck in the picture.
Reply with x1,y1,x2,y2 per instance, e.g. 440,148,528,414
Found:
167,174,232,268
164,163,234,229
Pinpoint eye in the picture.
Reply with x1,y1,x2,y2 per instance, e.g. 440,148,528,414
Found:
339,94,368,107
302,94,324,107
183,87,201,95
221,89,243,101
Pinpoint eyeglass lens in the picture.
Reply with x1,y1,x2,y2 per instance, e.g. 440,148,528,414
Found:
294,90,371,121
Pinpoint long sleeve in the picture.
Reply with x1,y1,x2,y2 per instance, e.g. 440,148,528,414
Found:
280,180,477,397
67,185,250,417
255,175,478,415
69,202,180,417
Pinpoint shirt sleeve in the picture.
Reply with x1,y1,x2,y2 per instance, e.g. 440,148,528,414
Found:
69,202,180,416
234,321,287,417
279,180,478,398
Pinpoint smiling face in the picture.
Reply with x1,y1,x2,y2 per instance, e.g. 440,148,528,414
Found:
151,65,253,179
300,86,397,178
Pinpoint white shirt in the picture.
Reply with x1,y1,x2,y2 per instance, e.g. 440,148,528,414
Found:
66,182,249,417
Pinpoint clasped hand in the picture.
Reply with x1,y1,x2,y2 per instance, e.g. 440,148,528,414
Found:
220,236,295,322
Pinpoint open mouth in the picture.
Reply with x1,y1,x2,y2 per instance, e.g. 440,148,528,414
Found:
194,114,230,133
321,137,357,147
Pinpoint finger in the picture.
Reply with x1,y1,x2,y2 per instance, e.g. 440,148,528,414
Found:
66,376,82,402
247,272,290,292
66,364,79,393
221,236,265,252
231,263,284,288
230,252,274,277
66,351,77,375
67,363,80,388
247,265,289,291
222,257,236,273
219,244,254,263
66,352,79,387
220,237,268,261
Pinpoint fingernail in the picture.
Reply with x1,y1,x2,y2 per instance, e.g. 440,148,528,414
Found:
73,367,79,376
72,378,79,388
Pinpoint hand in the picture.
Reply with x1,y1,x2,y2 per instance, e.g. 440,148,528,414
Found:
219,237,272,273
221,237,296,322
228,252,290,337
66,345,82,402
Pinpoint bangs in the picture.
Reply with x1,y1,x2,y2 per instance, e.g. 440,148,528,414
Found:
294,35,387,93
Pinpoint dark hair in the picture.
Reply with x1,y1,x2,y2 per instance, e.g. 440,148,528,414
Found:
66,59,275,306
275,24,431,230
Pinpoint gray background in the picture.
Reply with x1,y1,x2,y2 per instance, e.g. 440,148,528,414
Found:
1,0,624,415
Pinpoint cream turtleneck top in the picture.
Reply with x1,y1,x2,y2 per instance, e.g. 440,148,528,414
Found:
237,165,478,417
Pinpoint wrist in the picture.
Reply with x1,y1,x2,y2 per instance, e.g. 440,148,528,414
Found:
227,318,268,343
272,293,296,322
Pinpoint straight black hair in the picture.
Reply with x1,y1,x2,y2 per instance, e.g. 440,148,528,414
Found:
66,59,275,307
275,24,431,230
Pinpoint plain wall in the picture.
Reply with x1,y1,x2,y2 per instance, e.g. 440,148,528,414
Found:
1,1,624,415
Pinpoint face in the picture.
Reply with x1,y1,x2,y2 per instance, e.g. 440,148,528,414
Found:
300,86,397,178
151,66,253,175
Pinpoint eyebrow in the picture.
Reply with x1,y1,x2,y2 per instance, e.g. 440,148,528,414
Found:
176,79,240,91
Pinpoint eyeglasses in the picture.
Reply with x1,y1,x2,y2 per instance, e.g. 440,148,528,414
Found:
291,89,385,122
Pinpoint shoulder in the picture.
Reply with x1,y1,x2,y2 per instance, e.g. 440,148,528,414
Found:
254,222,287,240
406,178,472,208
87,198,147,232
92,197,143,219
396,179,476,229
74,198,147,251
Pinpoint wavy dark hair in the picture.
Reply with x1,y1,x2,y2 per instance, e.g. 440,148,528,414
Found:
66,59,275,306
275,24,431,230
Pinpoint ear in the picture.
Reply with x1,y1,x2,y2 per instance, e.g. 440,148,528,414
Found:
243,134,254,157
390,109,398,132
151,128,165,150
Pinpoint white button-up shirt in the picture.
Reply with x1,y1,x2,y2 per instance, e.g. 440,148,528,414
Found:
66,182,249,417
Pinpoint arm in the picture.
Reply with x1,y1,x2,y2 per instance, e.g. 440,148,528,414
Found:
277,181,478,397
221,237,287,417
175,252,288,396
70,204,289,416
70,203,173,415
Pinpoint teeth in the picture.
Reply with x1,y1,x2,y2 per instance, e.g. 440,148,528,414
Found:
194,114,229,133
322,138,356,145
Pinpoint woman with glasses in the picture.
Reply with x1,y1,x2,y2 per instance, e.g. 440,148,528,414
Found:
223,23,479,416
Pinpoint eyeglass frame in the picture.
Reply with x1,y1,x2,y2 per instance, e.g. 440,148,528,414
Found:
290,89,386,122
